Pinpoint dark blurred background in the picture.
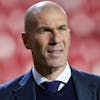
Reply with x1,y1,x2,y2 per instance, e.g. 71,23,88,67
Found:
0,0,100,84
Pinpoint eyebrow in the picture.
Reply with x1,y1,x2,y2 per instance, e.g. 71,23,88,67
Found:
38,26,50,29
37,26,51,32
57,24,68,28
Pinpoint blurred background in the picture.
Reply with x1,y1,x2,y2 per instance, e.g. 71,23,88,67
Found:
0,0,100,84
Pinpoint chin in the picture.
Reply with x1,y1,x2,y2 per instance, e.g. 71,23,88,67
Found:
47,61,66,68
46,56,67,68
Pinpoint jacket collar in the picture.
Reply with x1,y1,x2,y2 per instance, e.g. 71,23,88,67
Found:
12,70,36,100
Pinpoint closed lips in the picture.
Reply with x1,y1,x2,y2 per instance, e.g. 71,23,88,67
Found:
47,49,63,54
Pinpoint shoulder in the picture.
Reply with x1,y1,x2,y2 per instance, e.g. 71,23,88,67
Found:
0,70,33,99
0,70,33,89
71,67,100,85
0,75,24,99
0,74,24,92
0,72,32,98
71,67,100,99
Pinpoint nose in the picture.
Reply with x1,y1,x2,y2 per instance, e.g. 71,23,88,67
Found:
49,30,62,45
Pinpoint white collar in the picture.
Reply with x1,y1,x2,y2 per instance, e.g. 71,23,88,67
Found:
32,62,71,85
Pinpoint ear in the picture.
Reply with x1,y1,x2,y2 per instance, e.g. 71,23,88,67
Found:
22,32,31,49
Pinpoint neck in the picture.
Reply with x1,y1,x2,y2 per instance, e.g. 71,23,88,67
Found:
46,66,66,80
35,64,66,80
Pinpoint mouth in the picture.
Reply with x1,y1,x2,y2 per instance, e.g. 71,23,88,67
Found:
47,49,63,55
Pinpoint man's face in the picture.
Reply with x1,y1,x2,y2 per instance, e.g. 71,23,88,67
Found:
25,9,71,70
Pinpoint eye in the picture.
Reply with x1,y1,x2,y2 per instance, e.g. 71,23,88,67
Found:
58,26,68,31
41,28,50,32
38,27,51,34
58,25,70,32
59,27,66,30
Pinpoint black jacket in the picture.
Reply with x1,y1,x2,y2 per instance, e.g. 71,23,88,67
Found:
0,68,100,100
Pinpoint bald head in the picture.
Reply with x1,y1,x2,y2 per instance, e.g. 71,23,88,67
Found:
26,1,66,15
24,1,67,33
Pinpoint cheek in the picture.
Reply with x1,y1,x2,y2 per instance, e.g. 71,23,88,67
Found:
67,32,71,45
36,34,50,46
32,36,49,54
63,35,71,48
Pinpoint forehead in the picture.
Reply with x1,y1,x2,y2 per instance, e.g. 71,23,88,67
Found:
34,9,68,28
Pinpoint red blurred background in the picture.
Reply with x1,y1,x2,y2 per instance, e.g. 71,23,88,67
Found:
0,0,100,84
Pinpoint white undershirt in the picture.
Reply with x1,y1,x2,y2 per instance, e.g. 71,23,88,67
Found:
32,62,71,91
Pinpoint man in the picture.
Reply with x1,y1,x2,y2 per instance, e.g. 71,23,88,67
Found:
0,1,100,100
